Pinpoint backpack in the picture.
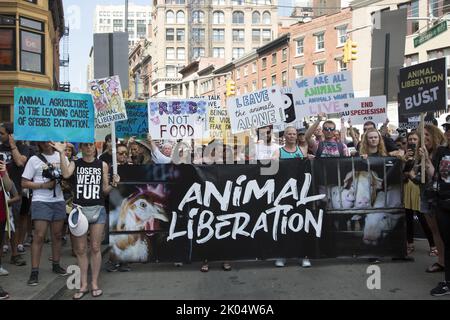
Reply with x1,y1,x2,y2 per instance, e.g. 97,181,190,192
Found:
316,141,345,158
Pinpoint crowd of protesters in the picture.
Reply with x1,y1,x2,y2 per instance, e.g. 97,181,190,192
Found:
1,112,450,298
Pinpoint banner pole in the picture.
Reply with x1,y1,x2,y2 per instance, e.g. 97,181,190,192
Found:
420,113,425,184
111,122,118,176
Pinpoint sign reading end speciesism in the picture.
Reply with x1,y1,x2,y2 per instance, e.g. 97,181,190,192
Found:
14,87,95,143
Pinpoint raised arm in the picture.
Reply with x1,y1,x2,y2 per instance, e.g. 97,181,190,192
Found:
305,112,326,143
49,142,75,179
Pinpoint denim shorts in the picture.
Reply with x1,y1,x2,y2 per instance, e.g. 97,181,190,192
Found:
31,201,66,222
90,206,107,225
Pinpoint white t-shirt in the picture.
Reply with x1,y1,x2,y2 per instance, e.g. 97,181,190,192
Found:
255,142,280,160
22,152,67,202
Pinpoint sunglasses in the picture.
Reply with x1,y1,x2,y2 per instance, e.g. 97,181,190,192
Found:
323,127,335,132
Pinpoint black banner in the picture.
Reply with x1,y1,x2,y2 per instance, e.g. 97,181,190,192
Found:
398,57,448,115
109,158,406,262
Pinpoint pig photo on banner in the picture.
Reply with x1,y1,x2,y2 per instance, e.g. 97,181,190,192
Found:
398,57,448,115
148,98,208,139
227,86,285,134
292,71,354,119
89,75,128,125
13,87,95,143
115,102,148,139
340,96,387,125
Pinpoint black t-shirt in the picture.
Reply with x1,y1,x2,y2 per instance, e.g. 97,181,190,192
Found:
0,143,32,193
72,158,104,207
99,152,113,166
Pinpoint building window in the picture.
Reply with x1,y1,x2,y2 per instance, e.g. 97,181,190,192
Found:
113,19,123,32
252,29,260,42
252,61,257,73
166,65,176,77
213,11,225,24
232,0,245,4
262,11,271,24
271,52,277,65
20,17,43,31
337,59,347,71
232,11,244,24
315,62,325,75
252,80,257,91
212,0,225,4
176,11,185,24
212,29,225,42
252,12,261,24
282,71,287,87
404,53,419,67
177,47,185,60
166,28,174,41
192,10,205,23
271,74,276,86
213,47,225,58
232,47,244,59
176,29,185,41
336,25,347,46
166,47,175,59
282,48,287,61
294,65,304,78
261,78,267,88
0,105,11,122
262,29,271,41
232,29,244,42
193,47,205,58
20,30,44,73
316,33,324,51
192,28,205,42
261,57,267,69
166,11,175,24
0,23,16,71
137,20,146,38
244,65,248,76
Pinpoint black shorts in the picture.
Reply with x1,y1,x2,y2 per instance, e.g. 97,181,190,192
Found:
19,196,31,216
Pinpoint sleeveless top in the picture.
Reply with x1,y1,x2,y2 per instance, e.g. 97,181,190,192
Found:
72,158,104,207
279,146,304,159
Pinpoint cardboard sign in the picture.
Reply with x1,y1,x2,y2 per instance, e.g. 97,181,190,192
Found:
340,96,387,125
227,86,285,134
206,96,231,139
89,75,128,125
115,102,148,139
398,58,448,115
292,71,354,118
14,87,95,143
148,98,208,139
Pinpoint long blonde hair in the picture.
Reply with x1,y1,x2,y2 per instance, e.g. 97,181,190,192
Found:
359,128,387,156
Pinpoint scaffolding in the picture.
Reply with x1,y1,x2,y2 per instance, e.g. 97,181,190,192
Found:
59,25,70,92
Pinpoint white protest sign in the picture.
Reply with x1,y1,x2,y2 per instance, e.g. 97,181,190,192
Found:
148,98,208,139
340,96,387,125
292,71,354,118
273,87,304,132
204,95,232,139
227,86,285,134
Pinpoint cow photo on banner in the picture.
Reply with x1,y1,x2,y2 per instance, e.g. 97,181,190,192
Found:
398,57,448,115
292,71,354,119
314,157,405,257
13,87,95,143
148,98,208,139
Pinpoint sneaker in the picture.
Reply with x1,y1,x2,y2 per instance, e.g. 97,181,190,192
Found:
118,263,131,272
24,236,32,247
174,262,183,267
27,271,39,286
274,258,286,267
0,287,9,300
17,244,25,253
301,258,312,268
430,282,450,297
0,266,9,276
105,261,119,272
52,264,68,276
10,255,26,266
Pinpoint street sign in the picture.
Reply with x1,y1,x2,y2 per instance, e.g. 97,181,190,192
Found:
414,20,447,48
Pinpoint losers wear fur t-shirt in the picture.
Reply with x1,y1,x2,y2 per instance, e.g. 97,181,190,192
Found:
72,158,104,207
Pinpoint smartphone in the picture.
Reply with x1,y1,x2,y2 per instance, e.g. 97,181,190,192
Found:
408,143,416,151
0,154,4,161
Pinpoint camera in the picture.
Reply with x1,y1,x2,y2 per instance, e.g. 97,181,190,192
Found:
42,164,62,181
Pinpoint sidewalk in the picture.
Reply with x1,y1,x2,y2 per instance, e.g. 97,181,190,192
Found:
0,239,78,300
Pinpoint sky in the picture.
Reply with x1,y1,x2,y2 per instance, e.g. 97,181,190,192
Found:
62,0,319,92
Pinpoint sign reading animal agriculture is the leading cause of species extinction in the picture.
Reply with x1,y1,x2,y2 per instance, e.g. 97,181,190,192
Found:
13,87,95,143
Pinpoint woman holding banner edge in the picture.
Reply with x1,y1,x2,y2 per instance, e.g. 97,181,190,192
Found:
51,141,120,299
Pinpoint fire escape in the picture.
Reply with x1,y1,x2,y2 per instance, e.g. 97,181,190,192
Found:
59,25,70,92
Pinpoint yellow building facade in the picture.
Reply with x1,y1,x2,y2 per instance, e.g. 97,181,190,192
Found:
0,0,64,122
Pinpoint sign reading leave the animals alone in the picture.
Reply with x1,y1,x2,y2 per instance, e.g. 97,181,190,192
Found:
227,86,285,134
340,96,387,125
148,98,208,139
292,71,354,118
89,75,128,125
13,87,95,143
398,58,448,115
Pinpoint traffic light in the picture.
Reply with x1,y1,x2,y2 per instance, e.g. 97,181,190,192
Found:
226,79,236,97
343,39,358,63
